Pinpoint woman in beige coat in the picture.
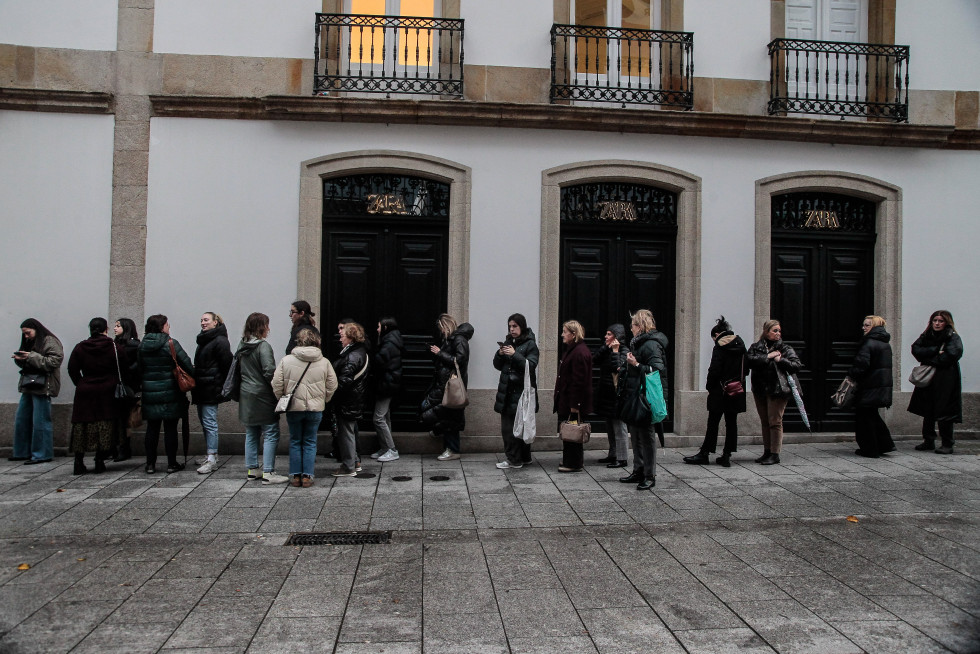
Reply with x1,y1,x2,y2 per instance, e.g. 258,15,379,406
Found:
272,328,337,487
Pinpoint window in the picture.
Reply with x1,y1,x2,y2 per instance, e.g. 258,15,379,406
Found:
347,0,441,69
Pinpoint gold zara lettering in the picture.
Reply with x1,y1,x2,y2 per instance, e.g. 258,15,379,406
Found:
803,210,840,229
597,201,638,222
366,193,409,215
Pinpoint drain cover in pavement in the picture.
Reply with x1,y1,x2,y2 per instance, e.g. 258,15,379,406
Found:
355,472,376,479
285,531,392,546
429,475,451,481
392,476,413,482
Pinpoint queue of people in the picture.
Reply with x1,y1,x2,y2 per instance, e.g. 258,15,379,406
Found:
8,308,967,485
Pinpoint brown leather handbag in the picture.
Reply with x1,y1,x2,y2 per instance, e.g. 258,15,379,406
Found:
169,339,196,393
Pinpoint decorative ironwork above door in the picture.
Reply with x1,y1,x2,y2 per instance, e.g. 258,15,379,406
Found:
323,174,450,218
560,182,677,226
772,192,876,233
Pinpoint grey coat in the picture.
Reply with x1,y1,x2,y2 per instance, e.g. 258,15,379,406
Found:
237,338,278,426
15,334,64,397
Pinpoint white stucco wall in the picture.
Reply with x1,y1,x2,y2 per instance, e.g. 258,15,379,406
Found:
0,0,117,51
0,111,115,404
461,0,554,68
897,0,980,92
153,0,320,57
145,118,979,393
685,0,771,81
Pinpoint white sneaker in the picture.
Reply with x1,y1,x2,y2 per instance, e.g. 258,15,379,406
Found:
262,472,289,485
332,466,357,477
437,449,460,461
354,461,363,472
370,448,387,460
196,460,217,474
496,461,521,469
378,449,400,462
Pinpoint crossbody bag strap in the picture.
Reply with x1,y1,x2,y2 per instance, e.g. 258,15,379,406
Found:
112,340,123,383
353,356,369,380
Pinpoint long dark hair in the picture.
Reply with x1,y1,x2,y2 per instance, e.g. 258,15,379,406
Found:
924,309,955,335
19,318,54,353
115,318,139,343
379,316,398,338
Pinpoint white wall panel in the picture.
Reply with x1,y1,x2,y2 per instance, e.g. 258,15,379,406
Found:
145,118,979,391
0,112,115,403
460,0,553,68
897,0,980,91
0,0,117,51
685,0,770,80
154,0,320,57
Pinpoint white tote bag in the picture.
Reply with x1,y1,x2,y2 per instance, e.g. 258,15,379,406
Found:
512,364,537,444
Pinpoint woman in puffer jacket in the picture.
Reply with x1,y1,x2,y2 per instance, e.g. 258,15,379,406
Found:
593,323,629,469
273,328,337,487
236,312,286,484
421,314,474,461
492,313,539,469
849,315,895,458
12,318,63,465
191,312,232,474
331,322,370,477
369,317,405,463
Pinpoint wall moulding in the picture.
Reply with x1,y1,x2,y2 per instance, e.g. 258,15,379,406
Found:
0,88,112,114
145,95,978,151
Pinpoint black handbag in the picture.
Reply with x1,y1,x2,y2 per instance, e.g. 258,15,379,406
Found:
18,371,46,391
220,352,242,402
620,382,652,426
112,342,136,401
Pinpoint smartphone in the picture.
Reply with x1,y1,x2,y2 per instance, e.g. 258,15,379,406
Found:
497,341,506,348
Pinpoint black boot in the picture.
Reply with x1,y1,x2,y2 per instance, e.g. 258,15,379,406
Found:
760,453,780,466
683,451,710,465
716,453,731,468
114,437,131,462
597,455,617,464
755,450,772,463
620,471,643,483
914,440,934,451
73,453,87,475
93,450,107,474
606,459,627,468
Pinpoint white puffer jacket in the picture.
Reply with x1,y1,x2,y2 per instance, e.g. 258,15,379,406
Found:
272,346,338,412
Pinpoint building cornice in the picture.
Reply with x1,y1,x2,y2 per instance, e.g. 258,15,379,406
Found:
149,95,979,150
0,88,112,114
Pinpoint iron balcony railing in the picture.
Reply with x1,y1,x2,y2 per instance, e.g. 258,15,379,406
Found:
551,23,693,109
314,13,463,98
768,38,909,121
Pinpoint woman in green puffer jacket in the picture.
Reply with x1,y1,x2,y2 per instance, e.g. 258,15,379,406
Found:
138,314,194,475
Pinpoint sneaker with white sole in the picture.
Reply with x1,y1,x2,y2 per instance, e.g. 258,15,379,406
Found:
377,449,400,462
496,461,521,469
437,449,460,461
262,472,289,485
332,466,357,477
247,469,261,480
196,460,217,474
369,448,387,460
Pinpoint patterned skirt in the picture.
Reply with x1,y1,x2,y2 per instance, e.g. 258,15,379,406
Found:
69,420,118,454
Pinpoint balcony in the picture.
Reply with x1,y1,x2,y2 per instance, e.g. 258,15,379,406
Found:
313,13,463,98
768,38,909,122
550,24,693,109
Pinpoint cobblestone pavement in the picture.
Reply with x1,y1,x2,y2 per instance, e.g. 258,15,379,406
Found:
1,441,978,653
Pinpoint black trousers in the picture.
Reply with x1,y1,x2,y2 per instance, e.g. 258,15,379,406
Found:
855,407,895,455
145,418,178,466
501,410,532,465
922,418,954,447
701,407,739,454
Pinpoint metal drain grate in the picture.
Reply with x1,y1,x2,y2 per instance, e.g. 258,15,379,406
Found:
392,476,413,482
354,472,376,479
429,475,451,482
285,531,392,546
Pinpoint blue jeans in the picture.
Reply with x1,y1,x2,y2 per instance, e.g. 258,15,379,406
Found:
244,422,280,473
287,411,321,477
14,393,53,461
197,404,219,455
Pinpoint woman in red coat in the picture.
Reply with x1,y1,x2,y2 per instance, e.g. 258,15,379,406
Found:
553,320,593,473
68,317,126,475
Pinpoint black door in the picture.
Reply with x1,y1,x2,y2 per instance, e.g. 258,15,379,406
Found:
559,182,677,430
771,193,876,432
321,174,451,430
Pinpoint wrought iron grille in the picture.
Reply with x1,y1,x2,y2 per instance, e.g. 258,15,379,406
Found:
323,174,450,219
314,13,463,98
561,182,677,226
285,531,392,546
551,24,693,108
768,38,909,121
772,193,876,233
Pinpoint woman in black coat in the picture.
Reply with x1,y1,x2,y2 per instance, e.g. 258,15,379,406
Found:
493,313,539,469
849,315,895,458
332,322,370,476
617,310,667,490
370,317,405,463
593,323,629,468
67,317,126,475
112,317,141,461
554,320,593,473
908,310,964,454
421,314,474,461
191,312,233,474
286,300,320,354
745,319,803,466
684,316,747,467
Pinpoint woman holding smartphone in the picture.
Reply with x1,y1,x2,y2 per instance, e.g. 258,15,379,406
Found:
492,313,539,469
